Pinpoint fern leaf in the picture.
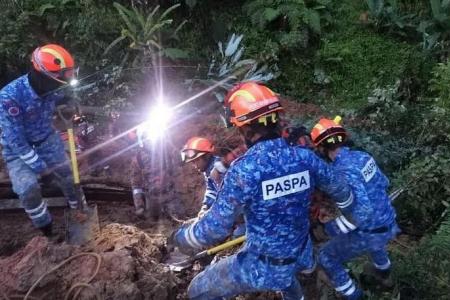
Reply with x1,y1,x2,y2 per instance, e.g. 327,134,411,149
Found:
114,2,137,36
158,3,180,22
104,35,126,54
132,7,146,30
225,34,243,57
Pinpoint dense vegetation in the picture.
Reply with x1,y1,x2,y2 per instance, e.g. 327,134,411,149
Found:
0,0,449,298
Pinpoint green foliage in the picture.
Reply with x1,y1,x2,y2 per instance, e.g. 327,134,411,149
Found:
393,212,450,298
392,151,450,233
317,32,415,108
243,0,332,54
366,0,418,37
417,0,450,50
244,0,331,34
105,2,187,66
366,0,450,52
0,0,121,80
430,59,450,105
187,33,278,103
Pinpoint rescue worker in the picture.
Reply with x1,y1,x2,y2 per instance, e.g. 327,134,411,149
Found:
130,125,170,218
0,44,80,236
171,82,354,300
311,117,400,299
180,136,234,217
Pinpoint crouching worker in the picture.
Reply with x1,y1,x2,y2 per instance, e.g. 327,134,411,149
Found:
180,137,246,237
0,44,81,237
171,82,354,300
311,117,400,299
180,137,224,217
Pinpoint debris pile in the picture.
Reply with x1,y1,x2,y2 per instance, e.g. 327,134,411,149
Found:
0,223,181,300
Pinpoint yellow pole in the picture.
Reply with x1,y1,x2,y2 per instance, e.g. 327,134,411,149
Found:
206,235,246,255
67,128,80,184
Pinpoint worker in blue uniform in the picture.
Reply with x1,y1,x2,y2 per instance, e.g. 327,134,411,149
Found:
171,82,354,300
0,44,80,236
311,117,400,299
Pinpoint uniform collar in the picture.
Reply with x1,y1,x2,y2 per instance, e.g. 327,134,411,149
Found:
333,147,351,164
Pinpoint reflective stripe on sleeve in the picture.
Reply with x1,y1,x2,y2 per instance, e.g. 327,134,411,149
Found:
338,215,357,231
337,192,353,209
184,224,203,249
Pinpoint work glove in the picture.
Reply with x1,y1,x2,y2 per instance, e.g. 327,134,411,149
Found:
168,223,201,256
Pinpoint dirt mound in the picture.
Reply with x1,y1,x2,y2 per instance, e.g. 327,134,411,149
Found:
0,223,181,300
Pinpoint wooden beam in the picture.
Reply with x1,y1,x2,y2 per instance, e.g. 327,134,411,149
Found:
0,197,67,210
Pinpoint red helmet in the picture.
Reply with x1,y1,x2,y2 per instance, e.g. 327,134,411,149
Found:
310,116,347,147
181,137,215,163
31,44,78,84
224,82,283,127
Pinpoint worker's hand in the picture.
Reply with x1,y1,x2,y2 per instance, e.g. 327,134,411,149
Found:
317,208,334,223
167,223,201,256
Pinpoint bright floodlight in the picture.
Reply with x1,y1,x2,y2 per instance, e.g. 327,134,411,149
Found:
145,103,173,140
69,79,79,87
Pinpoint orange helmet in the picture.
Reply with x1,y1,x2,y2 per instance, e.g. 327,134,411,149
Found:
310,116,347,147
224,82,283,127
31,44,78,84
181,137,215,163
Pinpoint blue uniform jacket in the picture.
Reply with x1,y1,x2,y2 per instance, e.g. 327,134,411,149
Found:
202,156,222,209
0,74,64,174
175,138,353,259
325,147,397,235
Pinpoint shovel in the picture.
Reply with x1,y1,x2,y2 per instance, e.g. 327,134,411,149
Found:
58,106,100,245
167,235,246,272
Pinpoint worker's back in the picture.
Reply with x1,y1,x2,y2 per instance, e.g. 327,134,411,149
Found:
332,147,396,230
227,138,349,259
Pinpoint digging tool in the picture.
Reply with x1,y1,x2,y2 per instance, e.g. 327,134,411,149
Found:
167,235,246,272
57,105,99,245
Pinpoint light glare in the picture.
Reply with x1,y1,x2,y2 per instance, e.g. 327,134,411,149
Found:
145,103,173,140
69,79,79,87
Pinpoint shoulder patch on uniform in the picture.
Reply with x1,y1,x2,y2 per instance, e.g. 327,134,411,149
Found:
262,171,311,200
361,157,377,182
2,99,20,117
8,106,20,116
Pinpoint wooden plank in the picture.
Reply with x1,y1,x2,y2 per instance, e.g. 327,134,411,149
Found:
0,197,67,210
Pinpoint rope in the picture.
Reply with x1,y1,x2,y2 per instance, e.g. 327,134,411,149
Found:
23,252,102,300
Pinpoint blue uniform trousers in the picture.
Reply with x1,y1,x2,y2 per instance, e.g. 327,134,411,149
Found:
318,223,400,297
4,132,78,228
188,249,304,300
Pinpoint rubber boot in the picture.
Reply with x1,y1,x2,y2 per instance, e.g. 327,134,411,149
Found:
40,222,53,237
361,263,394,289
